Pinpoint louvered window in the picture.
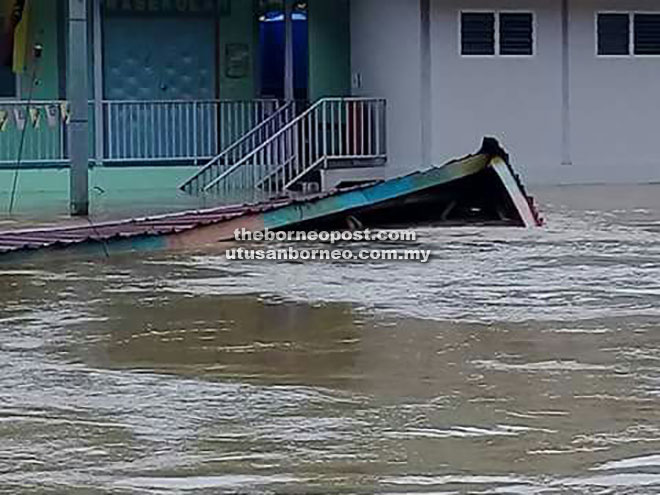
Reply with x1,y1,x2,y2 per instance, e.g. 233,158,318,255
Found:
461,12,534,57
598,14,630,55
500,13,534,55
461,12,495,55
634,14,660,55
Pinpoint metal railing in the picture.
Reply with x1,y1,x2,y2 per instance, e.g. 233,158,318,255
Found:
0,100,68,168
180,100,304,195
101,99,280,163
0,98,387,196
204,98,387,196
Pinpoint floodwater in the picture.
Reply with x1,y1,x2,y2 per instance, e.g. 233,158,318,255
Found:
1,185,660,494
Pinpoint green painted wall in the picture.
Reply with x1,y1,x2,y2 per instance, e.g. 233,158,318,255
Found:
0,167,212,221
308,0,351,100
0,1,61,164
218,0,258,100
9,1,264,104
19,0,60,99
0,1,265,220
8,1,262,109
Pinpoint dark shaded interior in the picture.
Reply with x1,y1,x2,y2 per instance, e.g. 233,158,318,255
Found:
282,166,525,231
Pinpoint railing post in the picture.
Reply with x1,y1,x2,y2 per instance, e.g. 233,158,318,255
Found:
381,99,388,156
344,99,350,157
92,0,104,165
322,101,327,165
192,100,198,164
60,104,67,163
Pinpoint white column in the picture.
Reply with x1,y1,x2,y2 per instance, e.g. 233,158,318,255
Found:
420,0,432,167
561,0,572,166
284,0,295,101
68,0,90,216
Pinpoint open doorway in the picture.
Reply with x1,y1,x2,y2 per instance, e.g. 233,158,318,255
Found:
258,1,308,100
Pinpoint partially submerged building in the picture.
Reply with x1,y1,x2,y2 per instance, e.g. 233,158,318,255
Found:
1,0,659,217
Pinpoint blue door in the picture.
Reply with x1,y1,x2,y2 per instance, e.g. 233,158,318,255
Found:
103,17,216,100
103,17,217,162
259,11,308,100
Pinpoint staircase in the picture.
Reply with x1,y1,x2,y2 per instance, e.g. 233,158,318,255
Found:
179,101,301,194
187,97,387,199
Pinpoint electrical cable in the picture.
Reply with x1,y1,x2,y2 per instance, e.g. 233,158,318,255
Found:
8,43,42,215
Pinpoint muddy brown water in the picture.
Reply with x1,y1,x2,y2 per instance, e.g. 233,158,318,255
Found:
1,185,660,494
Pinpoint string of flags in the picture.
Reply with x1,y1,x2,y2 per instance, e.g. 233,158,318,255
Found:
0,102,71,132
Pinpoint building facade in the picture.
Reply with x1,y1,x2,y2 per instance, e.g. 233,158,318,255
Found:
1,0,660,216
352,0,660,184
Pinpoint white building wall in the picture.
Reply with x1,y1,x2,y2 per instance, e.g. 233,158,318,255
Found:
569,0,660,183
431,0,563,184
351,0,660,185
350,0,423,177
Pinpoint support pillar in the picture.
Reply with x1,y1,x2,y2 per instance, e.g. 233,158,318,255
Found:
420,0,432,168
561,0,572,166
284,0,295,101
68,0,89,216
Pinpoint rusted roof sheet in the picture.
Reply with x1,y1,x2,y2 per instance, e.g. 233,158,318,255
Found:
0,197,297,255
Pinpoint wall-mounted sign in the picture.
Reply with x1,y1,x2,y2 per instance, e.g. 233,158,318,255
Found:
225,43,249,79
104,0,218,16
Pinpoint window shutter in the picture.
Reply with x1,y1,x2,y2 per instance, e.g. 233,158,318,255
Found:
635,14,660,55
461,12,495,55
597,13,630,55
500,13,534,56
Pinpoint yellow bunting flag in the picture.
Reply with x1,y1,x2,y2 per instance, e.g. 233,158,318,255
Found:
60,101,71,124
29,105,40,128
0,109,9,131
45,104,58,128
13,106,26,130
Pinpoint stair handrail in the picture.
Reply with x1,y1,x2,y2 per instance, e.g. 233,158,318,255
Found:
203,99,327,191
204,97,379,192
179,100,294,191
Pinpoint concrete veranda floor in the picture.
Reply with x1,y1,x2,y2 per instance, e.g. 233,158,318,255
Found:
0,166,265,232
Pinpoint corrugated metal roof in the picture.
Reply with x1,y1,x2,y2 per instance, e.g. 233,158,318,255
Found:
0,197,296,255
0,185,376,257
3,155,492,259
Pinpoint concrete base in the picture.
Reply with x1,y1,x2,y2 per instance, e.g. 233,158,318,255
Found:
0,167,211,226
321,167,386,191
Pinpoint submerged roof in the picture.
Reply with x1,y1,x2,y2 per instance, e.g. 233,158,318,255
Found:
0,139,542,260
0,185,376,257
0,200,289,256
